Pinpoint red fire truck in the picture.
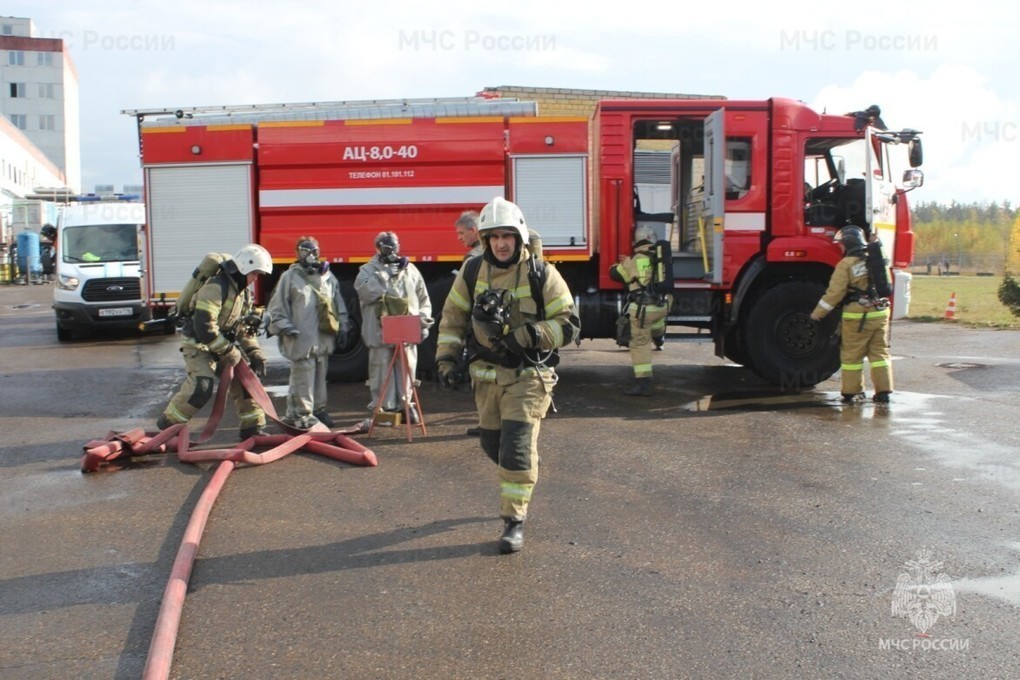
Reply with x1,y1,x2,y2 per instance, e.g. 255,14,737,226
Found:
124,95,923,388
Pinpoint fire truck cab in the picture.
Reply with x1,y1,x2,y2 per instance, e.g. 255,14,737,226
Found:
589,98,923,386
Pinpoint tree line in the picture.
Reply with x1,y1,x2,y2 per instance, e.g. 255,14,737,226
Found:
911,201,1016,273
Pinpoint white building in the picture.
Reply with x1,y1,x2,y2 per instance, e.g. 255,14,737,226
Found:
0,114,64,228
0,16,80,193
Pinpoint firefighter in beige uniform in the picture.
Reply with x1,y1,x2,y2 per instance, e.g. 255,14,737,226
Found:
609,225,672,396
267,236,351,430
436,197,580,554
157,245,272,438
809,225,893,403
354,231,433,419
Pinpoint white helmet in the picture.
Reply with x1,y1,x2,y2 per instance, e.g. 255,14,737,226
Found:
233,244,273,276
633,225,657,245
478,197,528,244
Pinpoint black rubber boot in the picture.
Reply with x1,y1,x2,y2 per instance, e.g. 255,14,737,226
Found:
155,414,173,431
239,425,270,440
499,519,525,554
840,392,866,404
873,391,892,404
313,410,335,428
623,378,652,397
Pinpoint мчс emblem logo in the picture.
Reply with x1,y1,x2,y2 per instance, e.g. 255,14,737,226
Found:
892,549,957,635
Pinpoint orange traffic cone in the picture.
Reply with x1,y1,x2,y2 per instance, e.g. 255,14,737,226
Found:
944,292,957,320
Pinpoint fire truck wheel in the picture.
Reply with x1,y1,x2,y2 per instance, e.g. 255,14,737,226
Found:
327,283,368,383
416,275,455,381
744,280,839,389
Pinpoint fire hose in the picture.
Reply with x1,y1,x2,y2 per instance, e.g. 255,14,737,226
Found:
80,361,377,680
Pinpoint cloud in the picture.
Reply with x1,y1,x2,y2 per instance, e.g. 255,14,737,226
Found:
813,66,1019,205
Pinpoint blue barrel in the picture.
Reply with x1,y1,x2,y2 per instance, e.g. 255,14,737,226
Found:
16,230,42,276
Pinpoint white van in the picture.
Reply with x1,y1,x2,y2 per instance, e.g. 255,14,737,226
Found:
54,200,147,340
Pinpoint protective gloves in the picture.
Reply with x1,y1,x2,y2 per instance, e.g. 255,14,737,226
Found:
437,359,463,388
501,323,539,355
248,351,267,378
219,346,243,367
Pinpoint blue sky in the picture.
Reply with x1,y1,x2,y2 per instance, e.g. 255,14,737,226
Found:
11,0,1018,206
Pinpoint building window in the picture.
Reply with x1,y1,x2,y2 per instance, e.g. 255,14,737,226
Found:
37,52,55,67
2,24,12,36
38,83,57,99
8,51,25,66
9,114,27,130
39,115,56,131
10,82,26,98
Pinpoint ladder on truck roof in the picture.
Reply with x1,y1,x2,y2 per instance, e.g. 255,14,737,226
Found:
122,96,538,127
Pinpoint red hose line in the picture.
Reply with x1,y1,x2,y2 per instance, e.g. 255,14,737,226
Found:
142,459,235,680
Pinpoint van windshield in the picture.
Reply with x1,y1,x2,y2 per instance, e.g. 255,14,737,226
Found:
62,224,138,263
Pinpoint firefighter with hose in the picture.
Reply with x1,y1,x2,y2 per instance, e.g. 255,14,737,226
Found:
156,244,273,438
435,197,580,554
809,225,893,403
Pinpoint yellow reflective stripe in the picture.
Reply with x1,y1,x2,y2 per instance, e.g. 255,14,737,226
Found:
500,482,532,501
842,362,864,371
843,308,890,319
194,298,219,314
628,360,652,377
238,410,263,426
512,283,532,299
166,404,188,422
470,364,497,382
545,293,571,318
207,335,231,353
447,287,471,312
540,319,563,347
871,359,890,368
437,333,463,346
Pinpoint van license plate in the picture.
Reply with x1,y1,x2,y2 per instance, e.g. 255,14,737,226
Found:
99,307,132,317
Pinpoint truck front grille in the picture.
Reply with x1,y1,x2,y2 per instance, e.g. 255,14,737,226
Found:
81,277,141,302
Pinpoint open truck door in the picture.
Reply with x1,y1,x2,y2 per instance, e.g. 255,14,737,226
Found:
702,109,725,284
865,126,898,261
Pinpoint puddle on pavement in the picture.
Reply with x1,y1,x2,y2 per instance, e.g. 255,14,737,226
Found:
685,390,844,412
685,389,1020,493
684,389,946,413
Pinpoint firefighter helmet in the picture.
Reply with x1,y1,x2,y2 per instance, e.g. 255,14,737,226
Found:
835,225,867,255
478,197,528,244
232,244,273,276
633,225,657,245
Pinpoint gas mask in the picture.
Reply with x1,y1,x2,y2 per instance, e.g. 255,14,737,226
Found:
298,240,326,274
472,288,513,344
377,236,400,264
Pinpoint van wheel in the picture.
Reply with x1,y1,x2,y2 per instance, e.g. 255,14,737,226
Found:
56,322,72,342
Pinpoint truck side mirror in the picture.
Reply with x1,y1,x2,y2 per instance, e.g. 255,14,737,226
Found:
908,138,923,168
902,168,924,190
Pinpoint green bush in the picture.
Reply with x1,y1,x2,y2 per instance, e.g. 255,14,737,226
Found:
998,273,1020,318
